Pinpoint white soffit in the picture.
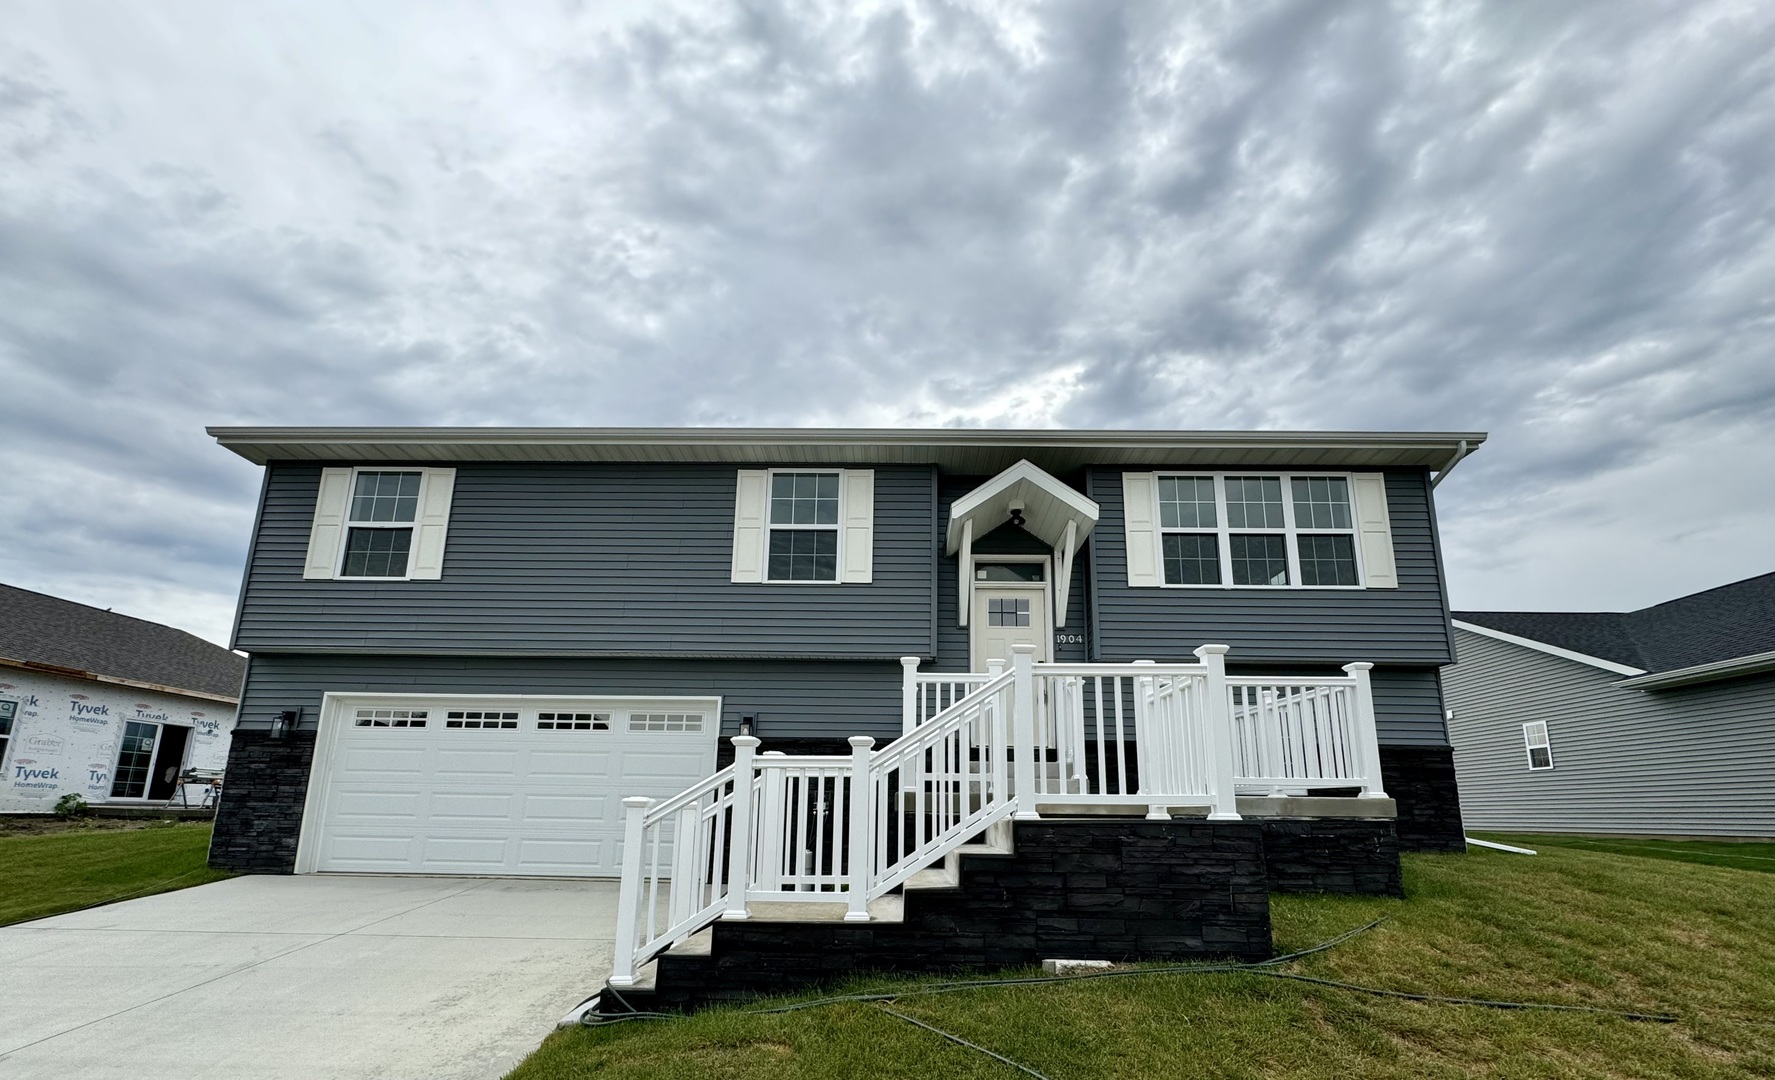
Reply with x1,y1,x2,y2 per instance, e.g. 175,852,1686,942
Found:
1451,621,1647,677
207,426,1489,472
945,459,1099,556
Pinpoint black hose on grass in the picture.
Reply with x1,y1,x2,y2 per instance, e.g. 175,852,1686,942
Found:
875,1004,1053,1080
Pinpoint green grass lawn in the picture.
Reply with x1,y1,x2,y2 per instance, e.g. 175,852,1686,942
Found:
511,842,1775,1079
0,821,231,926
1472,831,1775,875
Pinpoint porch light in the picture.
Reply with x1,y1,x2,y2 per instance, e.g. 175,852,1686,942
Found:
737,715,756,738
273,709,300,739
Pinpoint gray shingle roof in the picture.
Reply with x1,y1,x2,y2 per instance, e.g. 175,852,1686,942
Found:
1455,571,1775,675
0,584,246,700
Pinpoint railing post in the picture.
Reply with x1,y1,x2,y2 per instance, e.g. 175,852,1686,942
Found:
900,656,921,736
722,735,760,919
845,735,876,921
1011,644,1039,819
987,658,1005,679
609,795,652,986
1343,662,1389,799
1131,659,1168,819
1194,644,1240,820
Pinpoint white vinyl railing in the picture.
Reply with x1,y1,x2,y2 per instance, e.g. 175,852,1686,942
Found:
611,645,1386,985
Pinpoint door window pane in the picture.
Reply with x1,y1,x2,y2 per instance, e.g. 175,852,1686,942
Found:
987,598,1032,626
1229,534,1290,586
1224,477,1286,529
1157,477,1217,529
1162,534,1222,585
350,471,422,523
112,721,158,798
1290,477,1352,529
1297,534,1358,586
342,527,413,578
767,529,838,581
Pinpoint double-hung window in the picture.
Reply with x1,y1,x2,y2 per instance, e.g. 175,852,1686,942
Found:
768,472,840,582
302,466,456,581
1153,473,1363,588
1522,721,1554,770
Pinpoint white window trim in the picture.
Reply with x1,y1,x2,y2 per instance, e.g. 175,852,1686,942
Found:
1522,721,1554,770
762,468,846,585
326,467,454,582
1152,472,1366,590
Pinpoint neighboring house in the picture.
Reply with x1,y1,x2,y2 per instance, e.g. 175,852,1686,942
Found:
204,426,1482,1003
1446,572,1775,837
0,584,245,813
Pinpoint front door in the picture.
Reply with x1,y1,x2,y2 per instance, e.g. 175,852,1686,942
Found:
970,561,1052,670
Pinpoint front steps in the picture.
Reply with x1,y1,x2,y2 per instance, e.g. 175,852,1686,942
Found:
609,808,1402,1013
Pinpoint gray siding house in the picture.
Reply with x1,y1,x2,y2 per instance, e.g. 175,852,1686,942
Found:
1446,572,1775,837
205,427,1486,1005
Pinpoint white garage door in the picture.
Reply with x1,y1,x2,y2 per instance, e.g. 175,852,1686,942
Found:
298,695,721,877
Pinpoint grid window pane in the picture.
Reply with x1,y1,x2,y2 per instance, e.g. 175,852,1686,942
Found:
1528,746,1552,769
1297,534,1358,586
350,471,422,524
342,528,413,577
770,472,840,525
1162,534,1222,585
1229,534,1290,586
767,529,838,581
111,720,158,798
1224,477,1286,529
1290,477,1352,529
1157,476,1217,529
986,598,1031,626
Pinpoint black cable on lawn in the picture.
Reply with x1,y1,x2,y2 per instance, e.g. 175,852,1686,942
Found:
875,1003,1053,1080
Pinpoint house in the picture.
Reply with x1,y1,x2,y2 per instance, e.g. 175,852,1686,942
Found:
1445,572,1775,838
204,426,1482,1005
0,584,245,813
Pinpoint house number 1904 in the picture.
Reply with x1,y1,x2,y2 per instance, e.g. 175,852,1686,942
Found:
1054,633,1084,645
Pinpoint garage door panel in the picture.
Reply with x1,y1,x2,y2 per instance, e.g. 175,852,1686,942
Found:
310,697,719,877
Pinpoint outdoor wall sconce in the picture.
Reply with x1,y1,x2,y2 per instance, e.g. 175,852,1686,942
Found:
738,714,757,738
273,709,301,739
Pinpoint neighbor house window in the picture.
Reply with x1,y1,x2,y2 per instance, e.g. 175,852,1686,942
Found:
0,698,14,767
111,721,158,798
341,471,422,578
1156,473,1362,588
767,472,840,582
1523,721,1554,770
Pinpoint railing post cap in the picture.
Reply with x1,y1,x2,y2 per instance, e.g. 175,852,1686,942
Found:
1343,661,1374,673
621,796,653,809
1194,644,1231,656
848,735,877,748
1011,643,1037,655
1132,659,1156,665
900,655,922,668
761,750,787,756
730,734,762,749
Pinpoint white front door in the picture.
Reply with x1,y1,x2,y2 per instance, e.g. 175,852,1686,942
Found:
300,695,720,877
971,582,1051,670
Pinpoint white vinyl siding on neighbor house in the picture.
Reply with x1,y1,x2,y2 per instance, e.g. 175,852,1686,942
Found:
303,467,456,581
730,468,874,584
1119,472,1395,590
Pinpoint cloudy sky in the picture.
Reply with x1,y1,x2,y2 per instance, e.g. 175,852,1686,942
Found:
2,0,1771,647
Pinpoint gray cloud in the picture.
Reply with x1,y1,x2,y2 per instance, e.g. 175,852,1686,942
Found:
1,0,1771,643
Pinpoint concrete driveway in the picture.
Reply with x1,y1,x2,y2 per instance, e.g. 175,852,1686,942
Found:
0,875,620,1080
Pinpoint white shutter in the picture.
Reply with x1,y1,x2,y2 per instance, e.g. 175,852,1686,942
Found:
1351,473,1398,589
408,468,456,580
839,470,875,584
303,468,354,579
730,470,768,583
1121,472,1162,587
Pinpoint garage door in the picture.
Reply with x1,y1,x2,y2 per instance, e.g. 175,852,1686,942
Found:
299,694,721,877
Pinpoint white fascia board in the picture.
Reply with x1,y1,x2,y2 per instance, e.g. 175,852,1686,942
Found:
1450,621,1647,677
0,654,241,704
944,459,1100,555
1615,649,1775,691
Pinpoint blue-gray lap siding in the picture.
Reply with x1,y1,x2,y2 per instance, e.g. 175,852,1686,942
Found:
1445,629,1775,837
233,463,939,658
236,653,906,742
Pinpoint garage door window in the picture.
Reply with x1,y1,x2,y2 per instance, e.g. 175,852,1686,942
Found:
445,711,518,729
538,712,610,730
354,708,429,728
630,712,704,732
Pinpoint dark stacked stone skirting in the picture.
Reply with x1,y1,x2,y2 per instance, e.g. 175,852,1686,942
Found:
1379,745,1466,852
1259,819,1403,896
208,730,317,873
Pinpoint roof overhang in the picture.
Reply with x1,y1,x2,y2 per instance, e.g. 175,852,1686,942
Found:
0,655,240,705
207,426,1488,474
945,460,1098,556
1615,649,1775,691
1451,621,1647,677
